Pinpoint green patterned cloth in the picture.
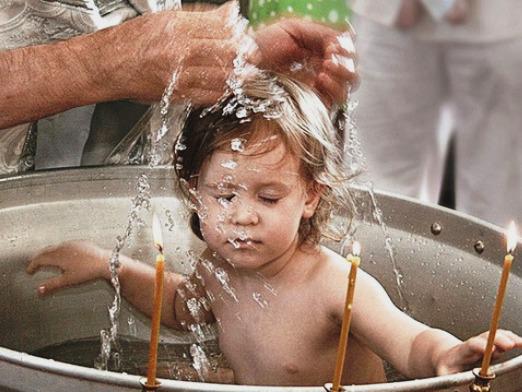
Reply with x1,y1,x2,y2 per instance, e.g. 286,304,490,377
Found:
248,0,351,29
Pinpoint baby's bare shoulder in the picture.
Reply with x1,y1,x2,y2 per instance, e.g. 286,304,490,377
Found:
317,246,350,274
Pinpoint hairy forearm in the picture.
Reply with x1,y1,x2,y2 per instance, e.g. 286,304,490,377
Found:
0,28,127,129
1,6,235,129
407,328,461,377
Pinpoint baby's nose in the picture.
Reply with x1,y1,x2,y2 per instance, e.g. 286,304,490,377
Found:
230,201,259,226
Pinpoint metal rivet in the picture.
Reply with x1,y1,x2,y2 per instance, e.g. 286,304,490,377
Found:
431,222,442,235
474,240,485,254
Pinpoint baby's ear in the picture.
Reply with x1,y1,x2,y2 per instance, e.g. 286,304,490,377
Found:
302,182,324,219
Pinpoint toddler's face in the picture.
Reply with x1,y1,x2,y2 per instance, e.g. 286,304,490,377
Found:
195,140,319,275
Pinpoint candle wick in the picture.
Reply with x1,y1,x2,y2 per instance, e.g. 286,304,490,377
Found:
156,244,164,254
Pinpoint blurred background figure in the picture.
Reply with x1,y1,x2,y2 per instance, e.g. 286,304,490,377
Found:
350,0,522,227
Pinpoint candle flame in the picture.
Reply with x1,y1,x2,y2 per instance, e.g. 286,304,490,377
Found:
152,213,164,253
352,241,361,257
506,221,518,254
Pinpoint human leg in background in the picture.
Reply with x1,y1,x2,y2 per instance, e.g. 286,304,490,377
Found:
448,38,522,227
352,16,447,203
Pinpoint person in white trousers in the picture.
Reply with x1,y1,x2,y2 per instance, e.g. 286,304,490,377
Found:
350,0,522,227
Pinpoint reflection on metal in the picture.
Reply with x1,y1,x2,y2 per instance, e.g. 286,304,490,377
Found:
0,167,521,392
431,222,442,235
474,240,486,254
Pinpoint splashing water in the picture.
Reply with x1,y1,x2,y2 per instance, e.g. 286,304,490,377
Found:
220,160,238,170
339,99,366,178
165,209,176,231
214,267,239,302
147,71,192,167
95,174,151,371
188,323,211,345
190,343,211,381
338,93,409,312
252,292,268,309
289,62,304,72
187,297,203,323
230,138,246,152
127,315,138,337
227,238,240,249
365,183,409,312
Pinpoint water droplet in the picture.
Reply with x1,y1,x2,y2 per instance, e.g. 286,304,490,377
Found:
252,292,268,308
290,62,303,72
230,138,246,152
221,160,238,170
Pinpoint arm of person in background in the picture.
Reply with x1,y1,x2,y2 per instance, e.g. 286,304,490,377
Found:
0,4,239,129
25,240,213,329
0,2,357,129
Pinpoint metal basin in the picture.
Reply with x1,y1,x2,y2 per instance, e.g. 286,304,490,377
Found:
0,167,520,392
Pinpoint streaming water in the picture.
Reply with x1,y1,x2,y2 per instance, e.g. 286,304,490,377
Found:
366,184,410,312
339,97,410,312
95,174,151,371
190,343,211,381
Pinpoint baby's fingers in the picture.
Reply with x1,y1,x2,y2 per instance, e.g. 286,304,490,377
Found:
492,330,522,353
466,333,488,360
37,275,68,296
26,246,58,274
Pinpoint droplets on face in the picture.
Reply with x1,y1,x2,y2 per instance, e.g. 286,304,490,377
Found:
230,138,246,153
220,159,238,170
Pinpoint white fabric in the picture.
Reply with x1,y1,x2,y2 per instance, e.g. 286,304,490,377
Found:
350,0,522,43
352,15,522,227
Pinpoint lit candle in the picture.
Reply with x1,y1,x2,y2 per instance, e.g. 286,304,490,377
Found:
332,241,361,392
146,213,166,387
479,221,518,377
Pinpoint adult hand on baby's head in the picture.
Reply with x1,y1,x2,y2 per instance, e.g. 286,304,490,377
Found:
252,18,359,107
436,329,522,375
26,240,111,296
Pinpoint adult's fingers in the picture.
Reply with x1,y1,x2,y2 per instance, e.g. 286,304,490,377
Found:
466,335,489,354
493,329,522,351
285,18,353,55
315,72,350,107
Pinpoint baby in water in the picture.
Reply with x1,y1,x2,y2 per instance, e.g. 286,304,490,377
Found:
27,72,522,386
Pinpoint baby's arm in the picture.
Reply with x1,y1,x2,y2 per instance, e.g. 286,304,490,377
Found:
432,329,522,375
349,270,522,377
26,240,213,329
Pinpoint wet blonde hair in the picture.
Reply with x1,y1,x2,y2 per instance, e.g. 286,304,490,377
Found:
174,71,352,245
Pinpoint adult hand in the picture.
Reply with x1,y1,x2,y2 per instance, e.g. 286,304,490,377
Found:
252,18,358,107
26,240,111,296
0,3,241,128
109,2,240,105
435,329,522,375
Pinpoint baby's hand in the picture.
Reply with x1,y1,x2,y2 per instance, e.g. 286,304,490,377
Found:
26,240,111,296
436,329,522,375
